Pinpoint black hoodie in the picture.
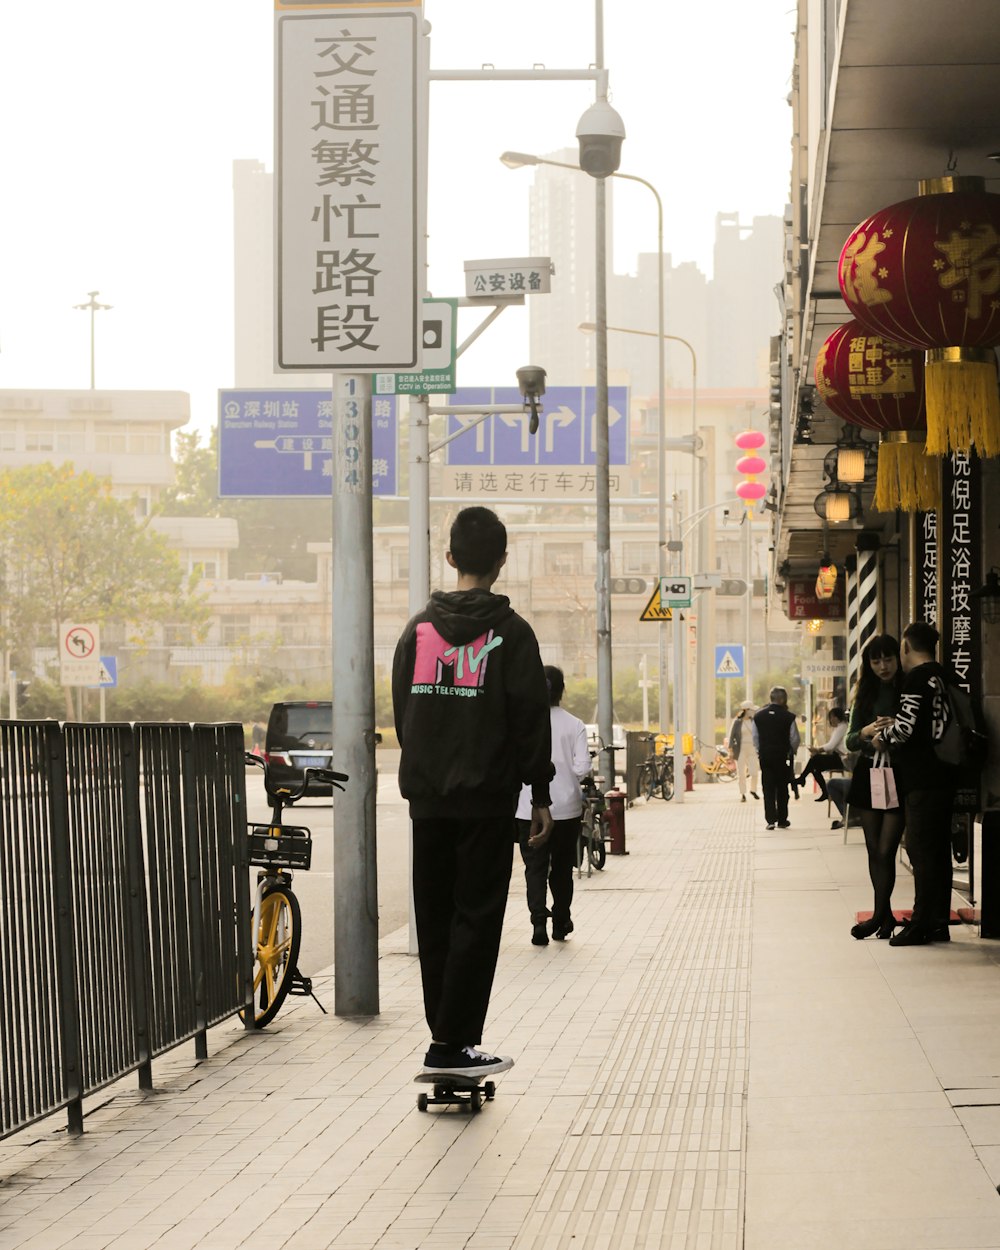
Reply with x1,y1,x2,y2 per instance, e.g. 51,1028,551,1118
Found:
880,659,959,795
392,587,553,818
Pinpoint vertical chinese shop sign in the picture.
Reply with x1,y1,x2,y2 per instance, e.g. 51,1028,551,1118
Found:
940,452,983,814
275,8,420,372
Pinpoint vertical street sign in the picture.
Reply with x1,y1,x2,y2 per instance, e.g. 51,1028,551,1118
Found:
60,622,101,687
275,5,421,370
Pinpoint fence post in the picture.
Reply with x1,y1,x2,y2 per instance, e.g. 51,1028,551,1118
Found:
121,726,155,1091
46,724,85,1136
180,726,210,1060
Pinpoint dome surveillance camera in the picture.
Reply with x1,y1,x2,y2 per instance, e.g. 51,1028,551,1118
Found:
576,100,626,177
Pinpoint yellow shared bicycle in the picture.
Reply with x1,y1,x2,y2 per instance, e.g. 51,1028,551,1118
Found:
242,752,348,1027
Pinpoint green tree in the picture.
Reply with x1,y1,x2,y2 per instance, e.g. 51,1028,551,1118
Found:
0,463,207,679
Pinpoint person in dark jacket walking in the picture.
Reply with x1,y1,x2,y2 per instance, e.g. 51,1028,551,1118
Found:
392,507,554,1078
875,621,959,947
752,687,800,829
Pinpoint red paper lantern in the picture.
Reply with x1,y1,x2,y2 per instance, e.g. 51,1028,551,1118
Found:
732,429,768,510
815,321,939,512
839,176,1000,456
815,320,925,432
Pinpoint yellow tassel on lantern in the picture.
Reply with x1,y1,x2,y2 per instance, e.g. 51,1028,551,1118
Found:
924,347,1000,457
874,432,941,513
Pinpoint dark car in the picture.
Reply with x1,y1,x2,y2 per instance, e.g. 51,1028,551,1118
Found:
265,700,334,793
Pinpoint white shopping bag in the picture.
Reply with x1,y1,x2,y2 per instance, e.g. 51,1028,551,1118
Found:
869,754,898,810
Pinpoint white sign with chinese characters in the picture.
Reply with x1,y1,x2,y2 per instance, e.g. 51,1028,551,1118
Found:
464,257,553,300
275,10,421,370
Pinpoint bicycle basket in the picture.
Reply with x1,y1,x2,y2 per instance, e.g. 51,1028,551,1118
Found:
247,824,313,870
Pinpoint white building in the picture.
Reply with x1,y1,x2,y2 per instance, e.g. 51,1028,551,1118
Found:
0,388,188,517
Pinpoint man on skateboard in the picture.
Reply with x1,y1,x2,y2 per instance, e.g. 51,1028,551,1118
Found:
392,507,554,1080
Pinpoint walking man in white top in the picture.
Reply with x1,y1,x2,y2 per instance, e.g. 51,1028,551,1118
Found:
515,666,591,946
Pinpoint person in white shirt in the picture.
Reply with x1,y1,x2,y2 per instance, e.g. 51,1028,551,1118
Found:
515,666,591,946
727,701,760,802
794,707,848,802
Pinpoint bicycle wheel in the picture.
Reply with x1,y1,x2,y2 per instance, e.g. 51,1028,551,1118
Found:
638,761,658,801
659,767,675,801
246,883,302,1028
589,819,607,870
716,760,737,783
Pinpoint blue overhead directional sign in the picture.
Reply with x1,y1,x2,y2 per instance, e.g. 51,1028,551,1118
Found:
446,386,629,466
715,645,745,679
218,390,398,497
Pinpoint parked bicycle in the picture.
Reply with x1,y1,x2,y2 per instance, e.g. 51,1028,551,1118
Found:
577,766,609,874
692,740,737,782
243,752,348,1027
636,739,675,801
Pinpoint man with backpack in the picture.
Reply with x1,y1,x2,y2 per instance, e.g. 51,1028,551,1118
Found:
874,621,961,946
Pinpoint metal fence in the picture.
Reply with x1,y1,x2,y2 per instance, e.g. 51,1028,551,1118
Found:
1,720,251,1141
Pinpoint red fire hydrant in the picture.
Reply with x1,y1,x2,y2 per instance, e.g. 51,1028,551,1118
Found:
684,756,695,792
606,788,627,855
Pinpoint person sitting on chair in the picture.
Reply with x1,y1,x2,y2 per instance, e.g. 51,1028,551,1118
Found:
795,708,848,802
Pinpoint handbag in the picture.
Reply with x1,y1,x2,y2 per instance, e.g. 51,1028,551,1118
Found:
869,752,898,810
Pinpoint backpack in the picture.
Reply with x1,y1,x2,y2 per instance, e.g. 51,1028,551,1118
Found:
934,681,989,772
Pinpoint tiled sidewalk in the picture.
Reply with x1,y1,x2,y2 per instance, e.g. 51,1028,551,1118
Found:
2,787,1000,1249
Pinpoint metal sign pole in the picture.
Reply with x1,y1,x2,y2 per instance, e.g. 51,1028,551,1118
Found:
332,373,379,1017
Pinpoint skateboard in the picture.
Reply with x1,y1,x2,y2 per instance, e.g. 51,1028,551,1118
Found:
413,1071,497,1114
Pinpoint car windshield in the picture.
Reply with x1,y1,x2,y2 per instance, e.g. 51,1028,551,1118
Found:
270,705,332,747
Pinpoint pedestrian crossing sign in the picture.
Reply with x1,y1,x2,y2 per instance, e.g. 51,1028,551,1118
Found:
714,645,744,678
639,584,673,622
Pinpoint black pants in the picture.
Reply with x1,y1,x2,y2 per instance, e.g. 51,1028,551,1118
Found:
904,788,956,932
797,752,842,798
516,816,580,928
760,754,790,825
412,814,514,1049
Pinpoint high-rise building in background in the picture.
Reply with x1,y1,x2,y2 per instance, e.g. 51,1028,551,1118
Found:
526,153,782,396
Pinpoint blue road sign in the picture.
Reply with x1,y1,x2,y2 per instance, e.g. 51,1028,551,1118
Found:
446,386,629,467
218,390,398,497
88,656,117,690
715,645,745,679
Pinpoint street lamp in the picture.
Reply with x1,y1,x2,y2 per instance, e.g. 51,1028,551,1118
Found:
579,318,698,801
499,101,626,793
72,291,112,390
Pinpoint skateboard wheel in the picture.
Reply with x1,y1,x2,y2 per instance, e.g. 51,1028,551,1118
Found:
483,1082,495,1099
469,1088,482,1113
416,1092,429,1112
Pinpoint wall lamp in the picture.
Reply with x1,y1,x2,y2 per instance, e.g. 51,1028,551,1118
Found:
823,425,876,484
971,568,1000,625
814,484,862,523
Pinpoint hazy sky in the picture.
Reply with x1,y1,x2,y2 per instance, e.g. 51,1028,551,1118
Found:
0,1,793,438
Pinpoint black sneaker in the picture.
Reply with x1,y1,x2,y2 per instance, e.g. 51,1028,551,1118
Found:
421,1046,514,1078
778,820,791,829
552,919,574,941
889,925,928,947
531,922,548,946
765,823,775,830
